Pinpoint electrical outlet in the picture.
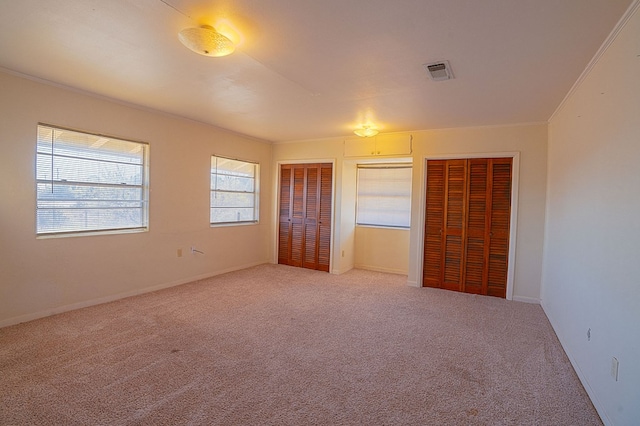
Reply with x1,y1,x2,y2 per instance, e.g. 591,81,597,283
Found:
587,328,591,341
177,248,182,258
611,357,619,381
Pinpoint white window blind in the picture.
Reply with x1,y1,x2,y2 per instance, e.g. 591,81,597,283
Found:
356,165,412,228
36,124,149,236
210,156,259,224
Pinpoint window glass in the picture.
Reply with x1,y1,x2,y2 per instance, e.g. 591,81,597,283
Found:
211,156,259,224
36,125,149,236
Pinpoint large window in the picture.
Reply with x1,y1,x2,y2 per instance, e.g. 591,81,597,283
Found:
210,156,259,225
356,164,412,228
36,124,149,236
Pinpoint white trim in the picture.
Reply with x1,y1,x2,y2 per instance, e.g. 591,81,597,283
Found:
549,0,640,123
415,152,520,301
512,295,540,304
541,301,611,425
332,265,353,275
0,261,267,329
406,279,420,287
272,159,337,273
353,264,408,275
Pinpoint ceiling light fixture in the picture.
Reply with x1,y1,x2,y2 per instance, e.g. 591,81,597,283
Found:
354,125,379,138
178,25,235,57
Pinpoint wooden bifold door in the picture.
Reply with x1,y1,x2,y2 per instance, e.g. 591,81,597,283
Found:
278,163,332,272
423,158,512,297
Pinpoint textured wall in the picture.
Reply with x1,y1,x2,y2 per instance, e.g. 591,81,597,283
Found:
543,5,640,424
0,71,272,326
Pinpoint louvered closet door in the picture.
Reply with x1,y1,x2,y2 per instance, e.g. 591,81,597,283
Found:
290,166,306,267
423,158,512,298
442,160,467,292
486,159,512,297
278,166,293,265
303,166,320,270
278,163,332,272
463,159,490,295
317,165,332,272
423,161,445,288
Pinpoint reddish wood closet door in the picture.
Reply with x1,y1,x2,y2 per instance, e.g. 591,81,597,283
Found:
423,158,512,298
423,160,445,289
278,163,332,272
486,159,512,297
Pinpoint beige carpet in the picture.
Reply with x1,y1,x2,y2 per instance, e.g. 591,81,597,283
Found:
0,264,600,425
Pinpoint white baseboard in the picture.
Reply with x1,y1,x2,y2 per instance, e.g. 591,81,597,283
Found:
332,266,353,275
353,264,408,275
0,261,266,329
512,295,540,304
540,300,610,426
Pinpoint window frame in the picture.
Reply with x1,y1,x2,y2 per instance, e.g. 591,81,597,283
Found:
35,124,150,238
210,155,260,226
355,163,412,229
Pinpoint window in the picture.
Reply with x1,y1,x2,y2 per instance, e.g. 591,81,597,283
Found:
356,164,412,228
210,156,259,225
36,124,149,236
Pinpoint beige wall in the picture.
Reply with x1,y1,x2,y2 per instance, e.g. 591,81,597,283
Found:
354,227,410,274
409,124,548,302
0,70,548,326
271,140,350,274
0,71,272,326
273,123,548,302
543,5,640,424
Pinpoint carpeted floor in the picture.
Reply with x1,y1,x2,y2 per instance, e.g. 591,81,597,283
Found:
0,264,600,425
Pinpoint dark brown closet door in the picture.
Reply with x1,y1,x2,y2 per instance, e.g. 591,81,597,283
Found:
278,163,332,272
442,160,467,292
317,165,332,272
290,166,306,267
303,166,319,270
423,158,512,298
423,160,445,288
486,159,512,297
463,159,490,295
278,166,293,265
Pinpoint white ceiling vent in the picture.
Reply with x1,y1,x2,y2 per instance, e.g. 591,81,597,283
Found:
423,60,454,81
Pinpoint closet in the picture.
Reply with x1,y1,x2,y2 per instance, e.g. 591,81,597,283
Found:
278,163,332,272
423,158,512,297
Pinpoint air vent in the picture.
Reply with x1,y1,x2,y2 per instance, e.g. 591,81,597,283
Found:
423,60,454,81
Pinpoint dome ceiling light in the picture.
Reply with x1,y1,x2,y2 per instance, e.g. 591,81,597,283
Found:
178,25,235,57
354,125,379,138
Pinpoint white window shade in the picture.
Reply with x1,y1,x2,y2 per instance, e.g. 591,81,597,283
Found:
36,124,149,236
356,165,412,228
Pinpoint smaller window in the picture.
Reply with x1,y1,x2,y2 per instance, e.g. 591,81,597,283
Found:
210,156,259,225
36,124,149,236
356,164,412,228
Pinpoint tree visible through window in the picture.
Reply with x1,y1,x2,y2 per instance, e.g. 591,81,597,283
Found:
210,156,259,224
356,165,412,228
36,124,149,236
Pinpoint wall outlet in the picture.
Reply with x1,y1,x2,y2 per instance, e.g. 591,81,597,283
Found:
177,248,182,258
587,328,591,341
611,357,619,381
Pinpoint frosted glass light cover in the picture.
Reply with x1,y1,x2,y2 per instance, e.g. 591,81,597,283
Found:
354,126,379,137
178,25,235,57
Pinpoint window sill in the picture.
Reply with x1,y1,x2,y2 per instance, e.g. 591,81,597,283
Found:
210,221,259,228
355,224,410,231
36,227,148,239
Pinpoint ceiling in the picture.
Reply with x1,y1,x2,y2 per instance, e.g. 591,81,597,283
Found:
0,0,633,142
